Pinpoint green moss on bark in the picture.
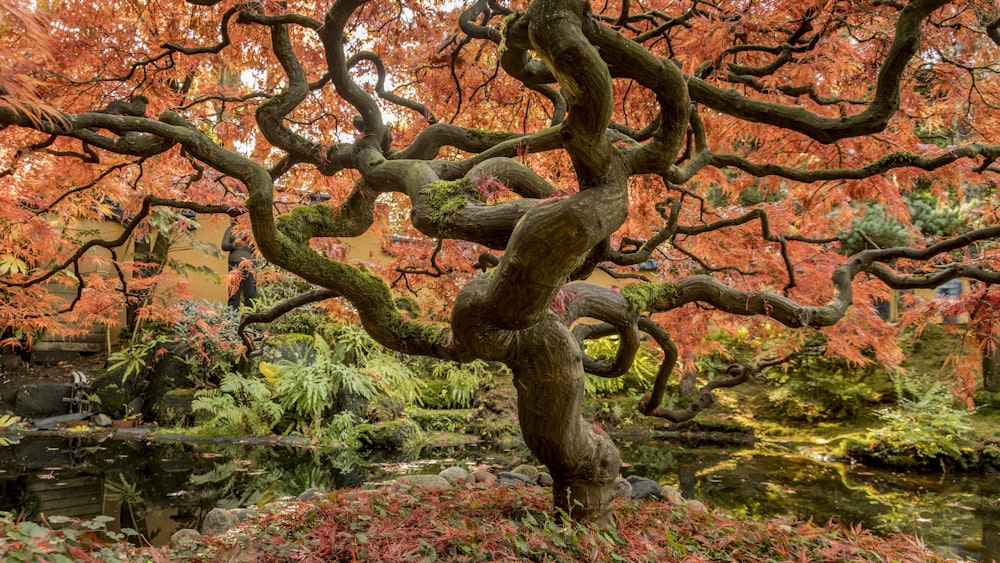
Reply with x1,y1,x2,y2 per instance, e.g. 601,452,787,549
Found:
620,282,681,315
397,320,450,345
865,151,920,172
422,179,476,224
498,11,524,54
275,205,332,243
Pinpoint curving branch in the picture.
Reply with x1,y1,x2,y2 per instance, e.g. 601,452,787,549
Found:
675,143,1000,184
393,238,445,281
349,51,437,123
320,0,392,153
34,162,137,214
497,13,568,124
560,283,640,379
627,225,1000,334
161,5,244,55
527,0,616,185
0,195,236,289
239,288,338,354
684,0,951,144
640,346,823,422
253,17,352,175
988,16,1000,46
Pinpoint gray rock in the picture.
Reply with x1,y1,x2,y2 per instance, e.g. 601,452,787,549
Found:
498,471,535,486
92,413,113,427
150,388,195,427
625,476,662,499
169,528,201,549
660,484,683,504
361,419,422,450
298,488,327,501
537,472,553,487
439,466,472,486
511,464,539,481
231,508,258,522
28,350,79,365
260,502,283,514
0,353,22,371
398,474,452,490
472,470,496,486
201,508,238,535
14,383,73,418
686,499,707,512
612,477,632,499
125,396,144,417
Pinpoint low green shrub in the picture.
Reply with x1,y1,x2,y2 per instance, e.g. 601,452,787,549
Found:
870,380,973,458
406,407,475,433
763,353,886,423
846,376,977,470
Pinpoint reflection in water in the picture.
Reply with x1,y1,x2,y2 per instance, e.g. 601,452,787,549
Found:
0,436,994,560
619,441,994,561
0,435,527,545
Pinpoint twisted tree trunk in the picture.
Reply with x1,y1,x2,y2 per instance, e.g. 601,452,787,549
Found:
513,318,621,524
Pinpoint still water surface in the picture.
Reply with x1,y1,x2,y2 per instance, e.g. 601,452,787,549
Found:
0,435,995,560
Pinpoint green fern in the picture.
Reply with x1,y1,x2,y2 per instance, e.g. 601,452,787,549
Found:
106,339,161,383
871,377,974,459
446,360,489,408
192,372,282,435
321,322,380,364
424,359,492,408
583,336,661,398
364,353,426,406
272,333,378,435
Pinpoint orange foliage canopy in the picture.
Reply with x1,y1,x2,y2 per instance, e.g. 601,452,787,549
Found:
0,0,999,404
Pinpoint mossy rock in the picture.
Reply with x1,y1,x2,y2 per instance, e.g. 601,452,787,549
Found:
151,388,197,428
844,439,990,472
980,443,1000,467
267,333,315,347
671,419,752,434
975,390,1000,410
418,380,451,409
468,375,521,446
261,333,315,364
361,420,423,450
90,372,143,417
366,395,406,423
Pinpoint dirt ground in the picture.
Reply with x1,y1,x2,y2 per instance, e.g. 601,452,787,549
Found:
0,352,108,410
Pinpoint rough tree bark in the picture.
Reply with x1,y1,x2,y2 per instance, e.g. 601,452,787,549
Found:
985,341,1000,393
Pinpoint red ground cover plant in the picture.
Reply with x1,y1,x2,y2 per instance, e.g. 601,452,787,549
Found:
174,486,955,562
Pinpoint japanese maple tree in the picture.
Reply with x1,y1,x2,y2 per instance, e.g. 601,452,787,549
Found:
2,0,1000,522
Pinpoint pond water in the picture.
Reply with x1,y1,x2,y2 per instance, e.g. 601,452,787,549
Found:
0,434,995,560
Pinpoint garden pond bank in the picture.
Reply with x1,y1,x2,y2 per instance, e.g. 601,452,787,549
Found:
0,431,995,560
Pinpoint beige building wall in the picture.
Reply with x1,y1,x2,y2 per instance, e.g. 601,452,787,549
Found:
168,214,229,304
176,214,395,304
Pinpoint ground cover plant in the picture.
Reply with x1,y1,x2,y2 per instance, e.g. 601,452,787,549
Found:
2,0,1000,527
1,486,960,562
